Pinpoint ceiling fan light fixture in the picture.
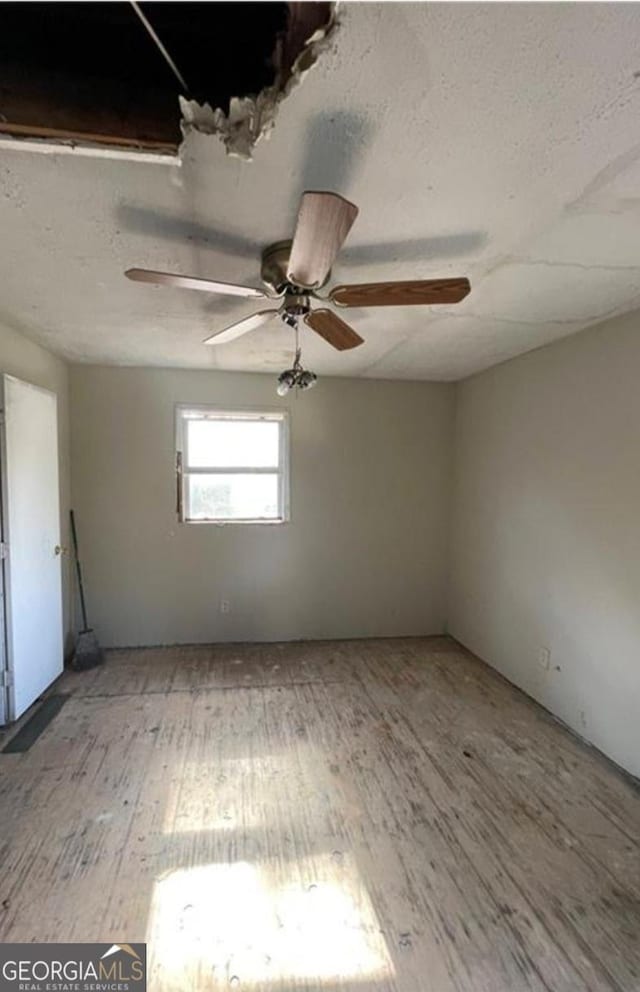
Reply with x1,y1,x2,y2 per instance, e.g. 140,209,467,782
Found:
276,369,297,396
275,366,318,395
276,342,317,395
297,370,317,390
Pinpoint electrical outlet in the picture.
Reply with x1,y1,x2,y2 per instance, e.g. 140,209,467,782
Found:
538,646,551,671
220,599,231,614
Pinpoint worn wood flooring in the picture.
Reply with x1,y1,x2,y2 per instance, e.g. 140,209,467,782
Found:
0,636,638,991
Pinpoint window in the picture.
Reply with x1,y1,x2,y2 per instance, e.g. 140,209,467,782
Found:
176,408,289,524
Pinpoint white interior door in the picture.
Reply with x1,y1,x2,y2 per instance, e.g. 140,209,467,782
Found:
0,375,63,721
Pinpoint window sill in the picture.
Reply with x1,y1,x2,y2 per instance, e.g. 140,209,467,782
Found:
181,517,289,526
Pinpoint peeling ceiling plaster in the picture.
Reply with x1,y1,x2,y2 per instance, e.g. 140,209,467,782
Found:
180,3,336,159
2,2,640,381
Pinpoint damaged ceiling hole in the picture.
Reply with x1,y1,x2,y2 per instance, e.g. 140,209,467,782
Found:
0,2,334,153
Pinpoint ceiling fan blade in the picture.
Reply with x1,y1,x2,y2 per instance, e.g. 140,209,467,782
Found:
204,309,280,345
330,277,471,307
287,191,359,289
304,309,364,351
125,268,266,299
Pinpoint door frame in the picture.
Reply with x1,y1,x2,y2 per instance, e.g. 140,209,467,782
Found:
0,377,9,723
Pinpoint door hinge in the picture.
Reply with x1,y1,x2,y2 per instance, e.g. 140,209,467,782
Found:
0,670,13,689
0,542,8,560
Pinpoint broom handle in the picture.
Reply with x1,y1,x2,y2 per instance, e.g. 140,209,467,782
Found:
70,510,89,631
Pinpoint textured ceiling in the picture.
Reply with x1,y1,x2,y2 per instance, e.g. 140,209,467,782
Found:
2,2,640,380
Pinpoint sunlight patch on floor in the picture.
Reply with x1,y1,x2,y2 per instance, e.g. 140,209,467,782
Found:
146,855,395,989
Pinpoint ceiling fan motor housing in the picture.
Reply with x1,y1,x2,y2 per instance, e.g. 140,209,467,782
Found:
283,292,311,314
261,241,331,295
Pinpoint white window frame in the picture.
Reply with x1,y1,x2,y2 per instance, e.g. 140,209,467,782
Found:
175,406,290,525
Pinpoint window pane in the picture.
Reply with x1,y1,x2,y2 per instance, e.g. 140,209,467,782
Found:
188,474,280,520
187,419,280,469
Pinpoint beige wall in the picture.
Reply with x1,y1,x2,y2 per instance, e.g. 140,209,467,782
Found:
0,321,72,651
449,310,640,777
4,314,638,777
70,366,454,647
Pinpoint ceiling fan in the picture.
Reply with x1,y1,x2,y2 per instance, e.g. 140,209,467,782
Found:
125,191,471,350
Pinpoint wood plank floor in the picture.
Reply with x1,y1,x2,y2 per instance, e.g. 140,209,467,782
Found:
0,636,638,991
